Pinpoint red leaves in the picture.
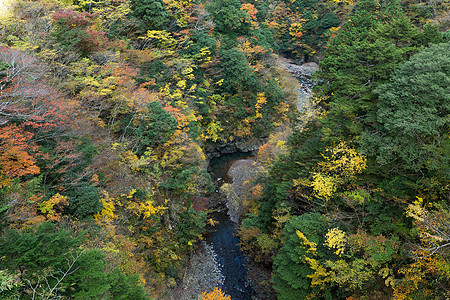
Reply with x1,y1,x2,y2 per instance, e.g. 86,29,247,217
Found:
52,9,108,54
52,9,92,27
0,47,69,129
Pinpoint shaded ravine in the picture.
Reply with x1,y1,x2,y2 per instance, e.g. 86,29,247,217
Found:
173,61,317,299
200,61,318,299
205,152,255,299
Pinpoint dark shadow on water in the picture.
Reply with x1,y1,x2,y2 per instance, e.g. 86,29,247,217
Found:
206,152,255,299
209,152,253,183
205,211,253,299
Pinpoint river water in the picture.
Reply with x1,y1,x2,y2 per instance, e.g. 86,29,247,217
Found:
206,152,255,299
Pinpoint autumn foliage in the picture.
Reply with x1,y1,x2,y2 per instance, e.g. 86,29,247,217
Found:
0,124,39,183
51,9,108,55
200,287,231,300
0,0,448,299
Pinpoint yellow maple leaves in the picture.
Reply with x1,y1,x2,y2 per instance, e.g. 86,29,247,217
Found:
206,120,223,142
297,230,318,255
333,0,355,4
310,172,339,201
255,92,267,119
318,142,367,179
304,256,331,287
200,287,231,300
93,191,116,225
309,142,367,202
324,227,346,256
39,193,69,221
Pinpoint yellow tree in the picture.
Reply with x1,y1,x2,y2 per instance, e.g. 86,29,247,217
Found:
310,142,367,202
39,193,69,222
200,287,231,300
406,197,450,257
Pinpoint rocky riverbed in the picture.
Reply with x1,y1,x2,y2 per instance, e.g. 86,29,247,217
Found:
282,61,319,112
168,241,224,300
222,159,258,223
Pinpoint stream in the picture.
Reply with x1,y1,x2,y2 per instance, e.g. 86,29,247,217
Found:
206,152,255,299
199,61,318,299
174,60,317,300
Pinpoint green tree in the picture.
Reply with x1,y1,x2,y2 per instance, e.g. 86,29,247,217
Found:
415,23,445,47
65,183,103,219
318,0,404,134
0,222,84,276
360,43,450,192
134,102,177,154
219,48,257,94
107,268,148,300
210,0,251,35
376,15,418,46
175,207,206,249
0,222,147,298
272,213,330,300
130,0,170,30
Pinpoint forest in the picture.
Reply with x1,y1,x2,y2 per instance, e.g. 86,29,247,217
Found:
0,0,448,299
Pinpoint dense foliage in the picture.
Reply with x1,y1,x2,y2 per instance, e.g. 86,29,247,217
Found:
0,0,448,298
238,0,449,298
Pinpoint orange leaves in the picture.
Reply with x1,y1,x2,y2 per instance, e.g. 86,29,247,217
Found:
7,194,46,229
110,62,138,85
256,129,291,167
130,87,161,112
289,22,305,39
0,124,39,182
163,105,189,129
257,143,275,166
200,287,231,300
0,147,39,177
241,3,257,21
251,183,263,198
266,2,293,35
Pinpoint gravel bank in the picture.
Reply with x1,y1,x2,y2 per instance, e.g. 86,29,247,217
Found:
169,241,224,300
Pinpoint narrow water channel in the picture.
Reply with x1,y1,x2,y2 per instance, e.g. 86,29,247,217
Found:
206,152,255,299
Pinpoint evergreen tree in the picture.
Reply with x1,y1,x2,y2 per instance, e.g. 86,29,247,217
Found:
360,42,450,193
131,0,170,30
134,101,178,154
273,213,330,299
